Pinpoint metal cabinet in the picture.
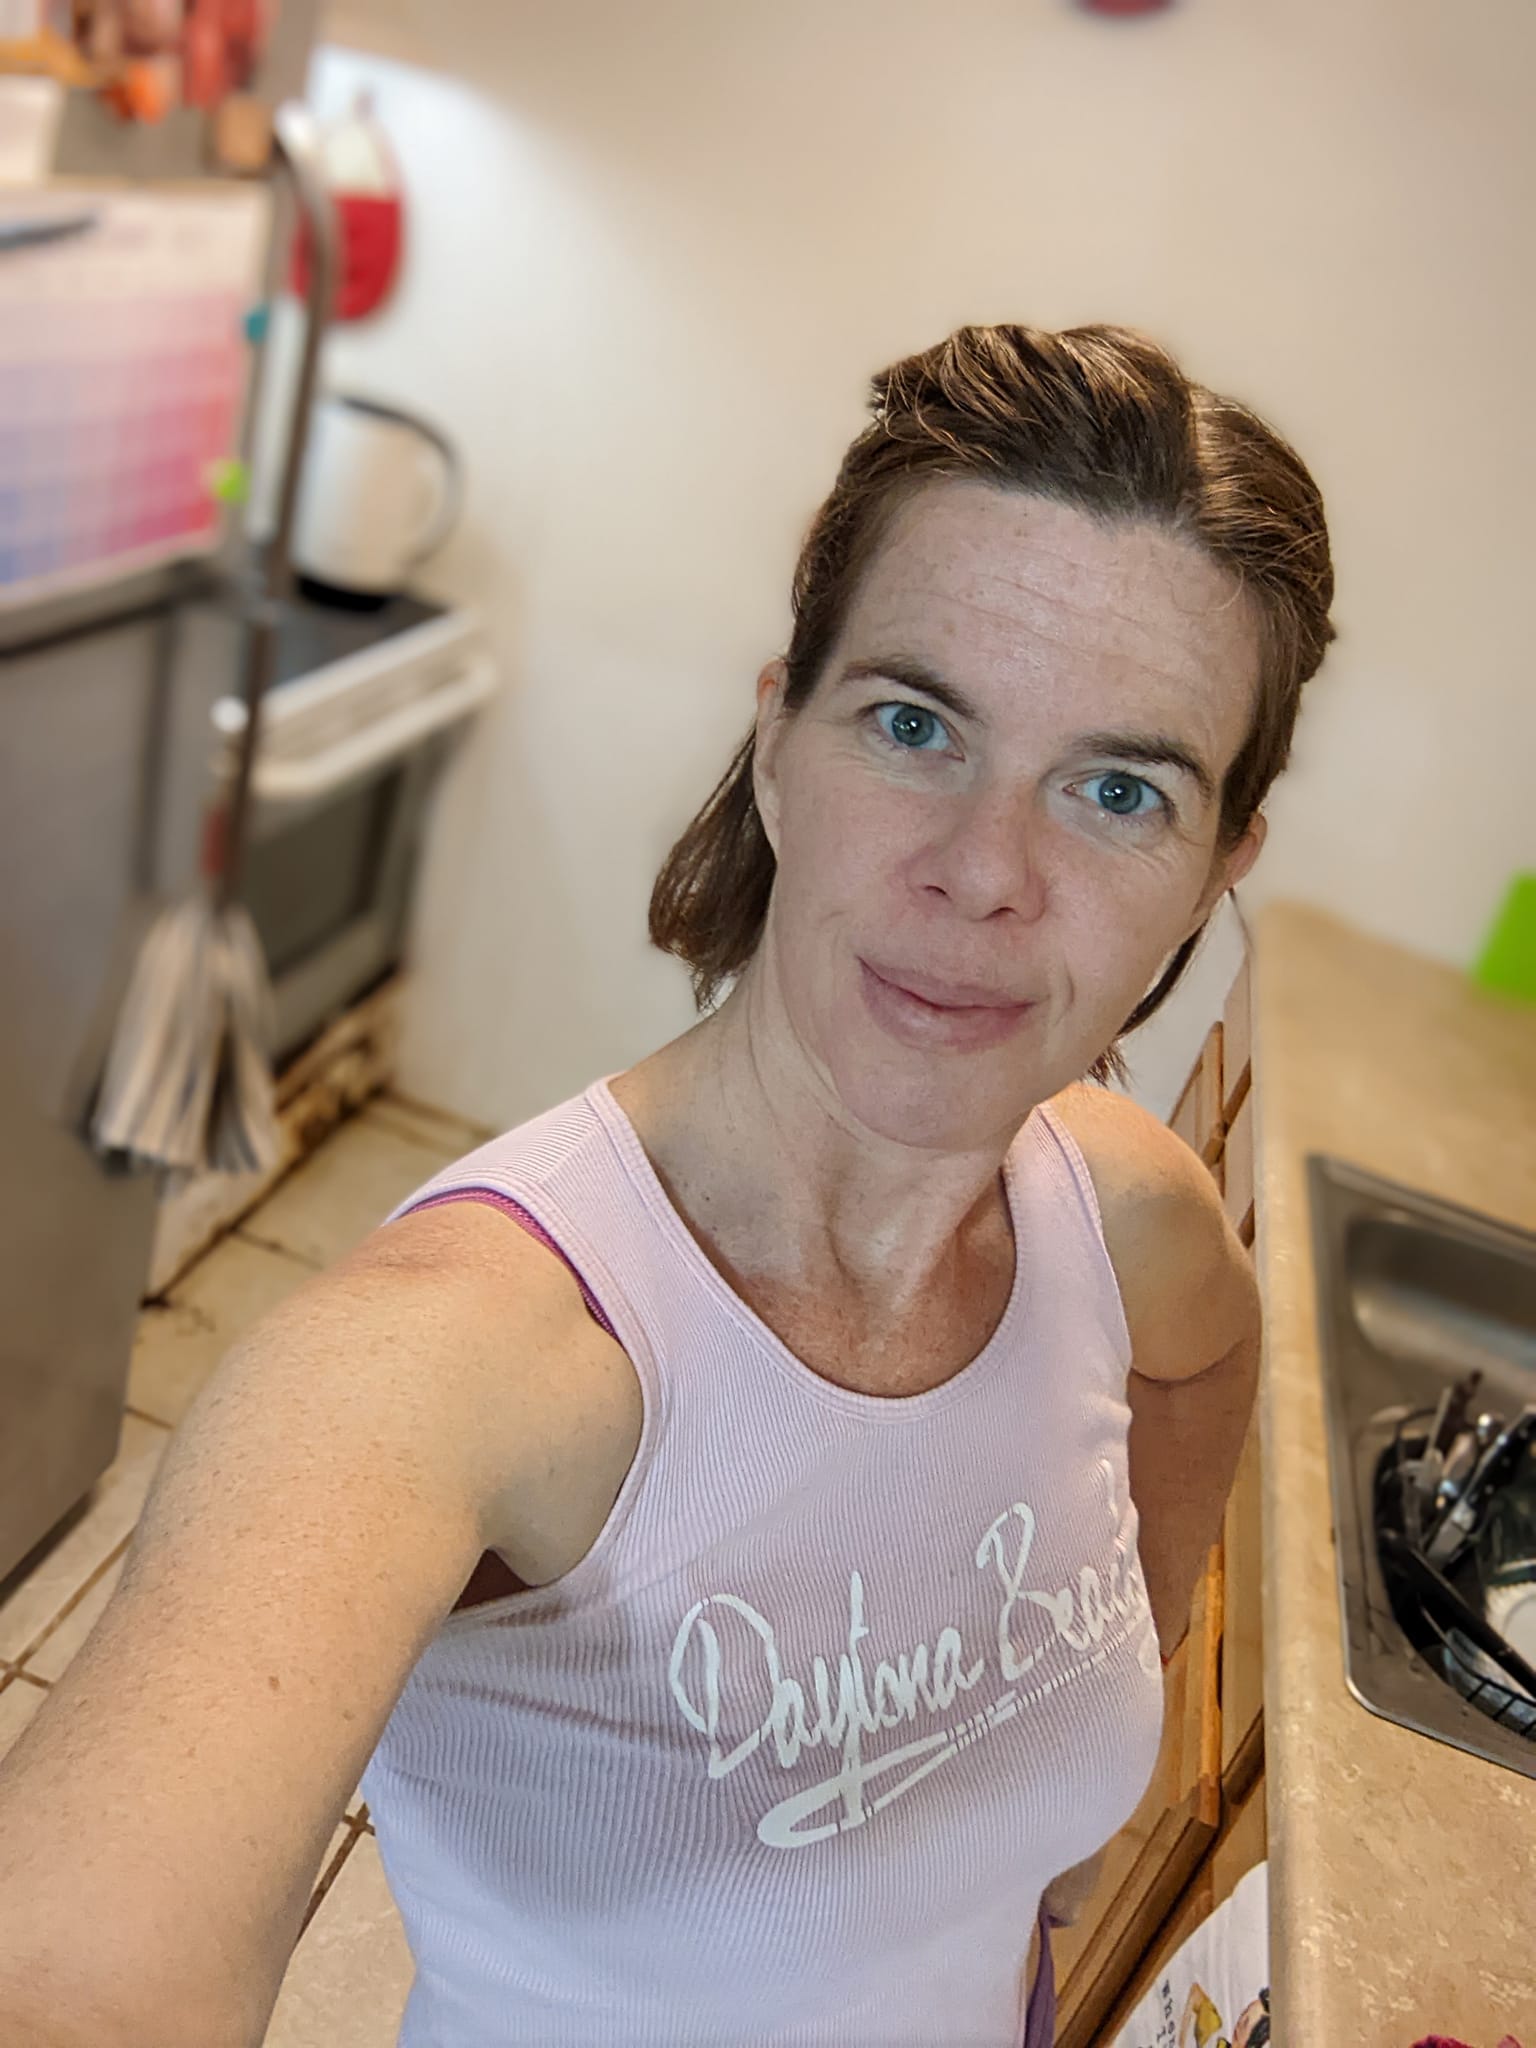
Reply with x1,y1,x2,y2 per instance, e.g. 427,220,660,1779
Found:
0,609,164,1581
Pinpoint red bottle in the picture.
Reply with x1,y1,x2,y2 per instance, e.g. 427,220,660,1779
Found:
288,92,403,323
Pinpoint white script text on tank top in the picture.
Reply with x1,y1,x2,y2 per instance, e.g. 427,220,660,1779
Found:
668,1458,1157,1850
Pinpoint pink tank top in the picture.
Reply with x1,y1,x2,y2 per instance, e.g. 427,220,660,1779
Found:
358,1076,1163,2046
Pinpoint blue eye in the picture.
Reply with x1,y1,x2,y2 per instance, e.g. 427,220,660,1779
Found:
1081,771,1168,820
872,702,951,752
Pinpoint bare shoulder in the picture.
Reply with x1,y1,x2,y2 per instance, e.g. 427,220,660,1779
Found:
1046,1080,1257,1380
345,1200,646,1575
1045,1078,1219,1223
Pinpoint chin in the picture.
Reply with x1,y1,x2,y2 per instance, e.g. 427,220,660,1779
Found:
813,969,1120,1149
819,1037,1039,1155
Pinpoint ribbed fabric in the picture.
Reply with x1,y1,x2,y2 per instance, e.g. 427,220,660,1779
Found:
359,1076,1164,2047
407,1186,621,1340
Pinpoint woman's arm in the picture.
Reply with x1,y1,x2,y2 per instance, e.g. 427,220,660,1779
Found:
1037,1277,1255,1935
1034,1087,1259,1947
1128,1314,1258,1658
1032,1086,1259,1950
1051,1081,1263,1656
1035,1331,1255,1929
0,1204,618,2048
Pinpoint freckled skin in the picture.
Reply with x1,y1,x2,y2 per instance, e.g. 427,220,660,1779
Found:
746,482,1265,1164
623,481,1267,1303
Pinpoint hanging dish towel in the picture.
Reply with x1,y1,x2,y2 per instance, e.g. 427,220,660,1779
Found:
1105,1861,1269,2047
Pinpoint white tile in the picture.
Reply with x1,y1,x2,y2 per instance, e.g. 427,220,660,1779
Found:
22,1552,125,1684
241,1117,468,1271
0,1415,168,1665
129,1233,317,1429
302,1822,357,1923
0,1673,47,1763
263,1828,414,2048
364,1095,488,1157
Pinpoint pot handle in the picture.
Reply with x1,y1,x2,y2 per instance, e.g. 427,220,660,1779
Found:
331,394,463,567
409,421,463,565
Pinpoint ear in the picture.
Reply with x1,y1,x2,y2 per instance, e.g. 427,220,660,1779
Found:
1184,811,1267,941
1221,810,1267,893
751,659,791,857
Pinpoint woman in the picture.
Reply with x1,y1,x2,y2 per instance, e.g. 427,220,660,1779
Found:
0,324,1333,2048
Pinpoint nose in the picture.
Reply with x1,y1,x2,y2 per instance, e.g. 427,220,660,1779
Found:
912,781,1049,925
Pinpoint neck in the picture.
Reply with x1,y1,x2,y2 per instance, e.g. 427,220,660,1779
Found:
616,954,1027,1314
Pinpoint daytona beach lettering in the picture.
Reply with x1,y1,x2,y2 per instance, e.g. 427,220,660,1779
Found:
667,1459,1157,1848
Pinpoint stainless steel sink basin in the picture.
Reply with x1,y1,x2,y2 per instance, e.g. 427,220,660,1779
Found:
1308,1155,1536,1779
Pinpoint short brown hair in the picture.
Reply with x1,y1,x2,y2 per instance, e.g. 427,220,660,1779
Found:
649,322,1335,1082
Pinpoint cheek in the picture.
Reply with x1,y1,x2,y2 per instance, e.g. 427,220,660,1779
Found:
777,760,912,896
1048,833,1210,973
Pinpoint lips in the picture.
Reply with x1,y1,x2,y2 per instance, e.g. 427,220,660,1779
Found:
856,960,1036,1054
860,960,1030,1012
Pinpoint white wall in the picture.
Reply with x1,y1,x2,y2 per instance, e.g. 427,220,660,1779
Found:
304,0,1536,1128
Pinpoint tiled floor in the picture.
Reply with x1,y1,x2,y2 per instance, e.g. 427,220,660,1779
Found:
0,1090,489,2047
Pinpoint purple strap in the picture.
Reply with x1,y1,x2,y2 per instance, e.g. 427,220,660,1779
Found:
1020,1905,1061,2048
407,1187,619,1340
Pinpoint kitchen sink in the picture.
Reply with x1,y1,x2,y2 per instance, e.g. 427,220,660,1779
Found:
1308,1155,1536,1780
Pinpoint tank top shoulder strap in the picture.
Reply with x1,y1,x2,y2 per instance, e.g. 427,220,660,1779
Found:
406,1185,621,1342
376,1084,1135,1390
374,1081,675,1385
1019,1099,1135,1376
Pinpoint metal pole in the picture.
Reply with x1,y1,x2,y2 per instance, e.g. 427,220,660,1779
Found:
216,102,339,912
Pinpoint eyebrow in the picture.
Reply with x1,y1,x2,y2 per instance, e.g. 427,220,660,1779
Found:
838,657,986,727
834,656,1218,807
1071,731,1217,807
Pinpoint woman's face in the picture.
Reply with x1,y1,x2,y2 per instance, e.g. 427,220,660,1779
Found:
751,482,1266,1152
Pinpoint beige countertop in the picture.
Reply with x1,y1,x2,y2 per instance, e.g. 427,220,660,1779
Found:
1253,900,1536,2045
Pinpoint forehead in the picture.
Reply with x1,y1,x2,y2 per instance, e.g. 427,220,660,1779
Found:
833,482,1260,735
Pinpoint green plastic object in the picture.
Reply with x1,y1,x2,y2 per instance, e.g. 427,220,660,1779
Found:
1472,872,1536,1003
206,457,249,507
